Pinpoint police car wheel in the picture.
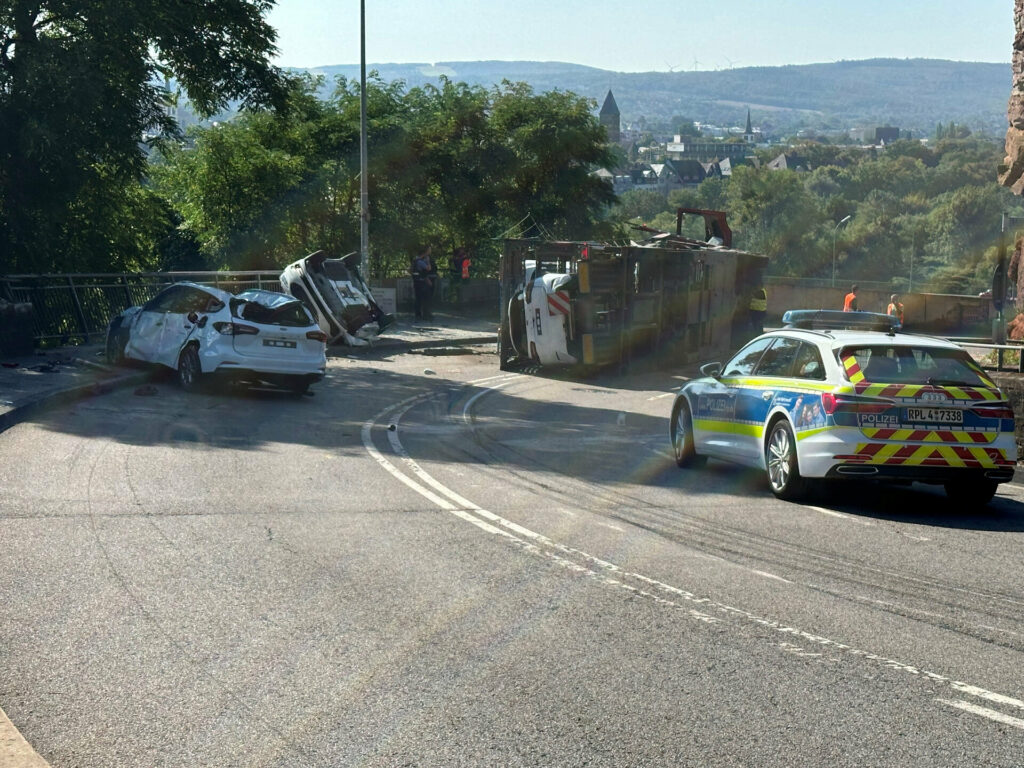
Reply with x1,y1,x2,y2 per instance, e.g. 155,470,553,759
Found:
765,420,806,500
671,401,705,468
944,479,997,508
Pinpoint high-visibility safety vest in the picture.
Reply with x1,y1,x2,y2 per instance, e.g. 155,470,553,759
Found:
749,288,767,312
887,302,904,324
843,292,858,312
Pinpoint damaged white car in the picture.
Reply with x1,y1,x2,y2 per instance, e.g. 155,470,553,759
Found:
105,283,327,394
279,250,393,346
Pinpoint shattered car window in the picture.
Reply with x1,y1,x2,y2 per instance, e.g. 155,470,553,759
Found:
232,290,313,327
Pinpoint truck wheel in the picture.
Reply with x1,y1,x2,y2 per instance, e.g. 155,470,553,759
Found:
498,334,513,371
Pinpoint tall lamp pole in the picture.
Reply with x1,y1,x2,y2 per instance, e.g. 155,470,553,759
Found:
359,0,369,278
831,214,852,288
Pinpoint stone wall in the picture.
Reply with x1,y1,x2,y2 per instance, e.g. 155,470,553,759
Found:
1002,0,1024,194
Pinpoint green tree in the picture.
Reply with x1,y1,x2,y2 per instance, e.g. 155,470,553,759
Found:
0,0,288,273
613,189,671,223
489,82,616,242
725,166,820,271
155,77,617,277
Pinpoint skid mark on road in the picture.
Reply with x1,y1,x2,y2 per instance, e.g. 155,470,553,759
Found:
363,374,1024,734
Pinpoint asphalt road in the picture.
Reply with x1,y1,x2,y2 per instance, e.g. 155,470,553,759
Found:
2,348,1024,766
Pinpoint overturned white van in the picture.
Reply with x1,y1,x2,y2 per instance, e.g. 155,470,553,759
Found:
280,250,393,346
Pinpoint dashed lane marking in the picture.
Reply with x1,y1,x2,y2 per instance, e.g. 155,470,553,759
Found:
807,505,876,526
363,376,1024,732
937,699,1024,730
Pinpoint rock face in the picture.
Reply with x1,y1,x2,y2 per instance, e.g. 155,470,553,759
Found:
1001,0,1024,193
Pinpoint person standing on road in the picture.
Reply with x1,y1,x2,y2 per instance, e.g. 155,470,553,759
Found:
425,249,438,320
887,293,905,325
843,284,859,312
450,246,471,304
412,246,433,321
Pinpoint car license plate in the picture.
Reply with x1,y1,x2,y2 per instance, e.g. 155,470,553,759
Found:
262,340,296,349
904,407,962,424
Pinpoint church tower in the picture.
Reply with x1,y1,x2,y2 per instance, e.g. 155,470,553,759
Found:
600,90,620,144
743,108,755,143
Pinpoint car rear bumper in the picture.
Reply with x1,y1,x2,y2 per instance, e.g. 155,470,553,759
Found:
199,342,326,377
824,464,1013,484
797,427,1016,482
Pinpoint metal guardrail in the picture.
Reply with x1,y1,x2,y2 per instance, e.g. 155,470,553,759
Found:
1,271,281,343
2,271,501,345
956,341,1024,373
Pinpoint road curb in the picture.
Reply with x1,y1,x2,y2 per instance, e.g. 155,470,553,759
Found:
0,367,150,437
398,334,496,351
0,707,50,768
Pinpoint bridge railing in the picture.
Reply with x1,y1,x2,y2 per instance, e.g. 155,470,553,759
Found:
1,271,281,343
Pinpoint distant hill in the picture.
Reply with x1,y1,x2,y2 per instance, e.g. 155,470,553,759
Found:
306,58,1011,137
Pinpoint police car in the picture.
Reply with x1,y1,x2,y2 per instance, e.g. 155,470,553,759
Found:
669,310,1017,506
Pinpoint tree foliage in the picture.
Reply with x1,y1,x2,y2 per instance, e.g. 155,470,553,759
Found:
604,137,1023,294
154,76,616,276
0,0,288,273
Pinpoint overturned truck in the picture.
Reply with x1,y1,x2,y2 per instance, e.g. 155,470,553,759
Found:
498,209,768,372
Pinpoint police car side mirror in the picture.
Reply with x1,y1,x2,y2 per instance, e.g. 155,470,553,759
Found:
701,362,722,379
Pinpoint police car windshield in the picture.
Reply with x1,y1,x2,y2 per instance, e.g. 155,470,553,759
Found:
838,345,989,386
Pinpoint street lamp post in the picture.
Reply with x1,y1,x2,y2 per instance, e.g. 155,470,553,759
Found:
908,229,916,293
831,214,852,288
359,0,369,278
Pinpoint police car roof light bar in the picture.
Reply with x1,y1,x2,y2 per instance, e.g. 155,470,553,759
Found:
782,309,901,333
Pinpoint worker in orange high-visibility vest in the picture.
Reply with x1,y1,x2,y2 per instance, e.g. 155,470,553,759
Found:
887,293,904,325
843,284,859,312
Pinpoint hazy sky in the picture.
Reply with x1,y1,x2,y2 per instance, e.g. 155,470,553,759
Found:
267,0,1013,73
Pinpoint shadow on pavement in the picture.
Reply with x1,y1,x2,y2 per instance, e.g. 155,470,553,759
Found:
808,480,1024,532
17,358,1024,530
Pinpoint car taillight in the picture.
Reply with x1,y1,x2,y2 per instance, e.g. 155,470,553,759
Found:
973,404,1014,419
212,322,259,336
821,392,894,415
306,330,328,342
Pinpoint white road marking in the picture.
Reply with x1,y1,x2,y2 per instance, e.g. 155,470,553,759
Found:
978,624,1022,637
899,533,931,542
779,642,823,658
647,392,676,401
364,378,1024,729
596,521,625,532
752,570,793,584
937,699,1024,730
807,505,875,526
461,377,515,425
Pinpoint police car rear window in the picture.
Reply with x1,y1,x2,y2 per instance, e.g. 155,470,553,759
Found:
838,345,990,386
